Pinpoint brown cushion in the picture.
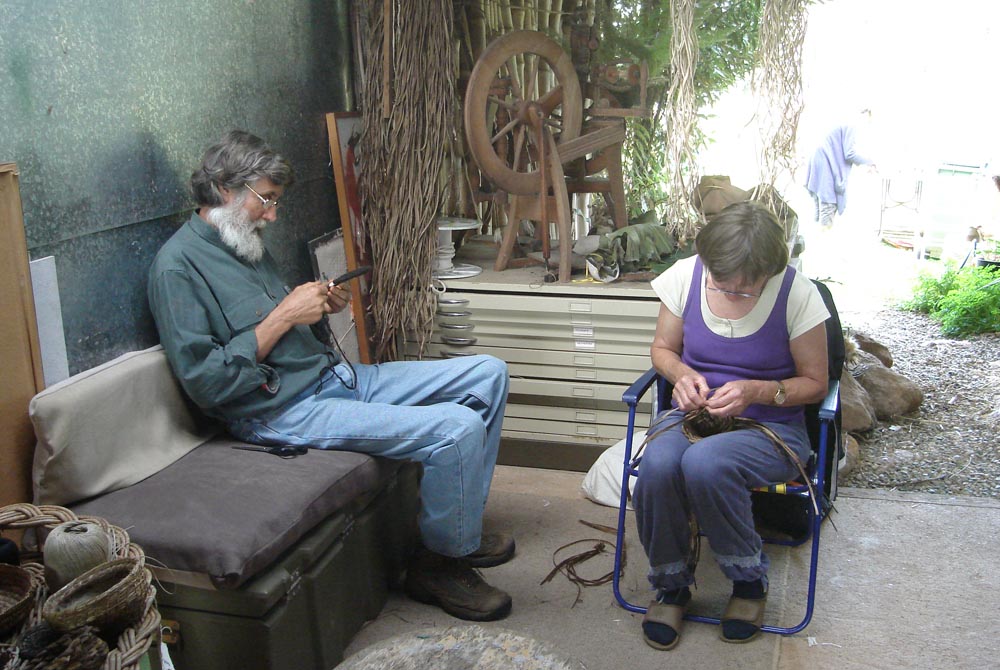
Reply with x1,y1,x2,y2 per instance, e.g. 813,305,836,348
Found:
71,437,385,588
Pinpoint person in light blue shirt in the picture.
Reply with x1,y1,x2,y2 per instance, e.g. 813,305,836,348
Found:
148,130,515,622
805,110,876,229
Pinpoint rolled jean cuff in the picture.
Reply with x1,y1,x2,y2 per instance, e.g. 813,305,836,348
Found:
716,549,769,583
647,560,694,592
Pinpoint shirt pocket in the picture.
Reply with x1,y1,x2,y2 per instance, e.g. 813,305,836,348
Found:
222,293,275,335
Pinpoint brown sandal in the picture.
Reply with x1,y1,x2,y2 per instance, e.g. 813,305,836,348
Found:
642,600,686,650
720,593,767,643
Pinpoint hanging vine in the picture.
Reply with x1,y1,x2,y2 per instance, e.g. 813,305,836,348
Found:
660,0,702,242
595,1,762,238
358,0,456,360
752,0,808,204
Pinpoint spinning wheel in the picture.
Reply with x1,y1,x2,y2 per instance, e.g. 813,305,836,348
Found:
465,31,628,282
465,31,633,281
464,30,583,196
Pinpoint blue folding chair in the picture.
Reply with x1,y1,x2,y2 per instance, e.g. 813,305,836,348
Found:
611,280,843,635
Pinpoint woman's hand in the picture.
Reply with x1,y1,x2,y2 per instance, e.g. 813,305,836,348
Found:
705,380,757,417
672,372,710,411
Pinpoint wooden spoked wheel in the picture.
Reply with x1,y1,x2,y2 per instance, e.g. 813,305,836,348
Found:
464,30,583,196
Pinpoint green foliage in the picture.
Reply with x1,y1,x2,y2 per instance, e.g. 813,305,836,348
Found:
901,265,961,314
901,263,1000,338
594,0,763,219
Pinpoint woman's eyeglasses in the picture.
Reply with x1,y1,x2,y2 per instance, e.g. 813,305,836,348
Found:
704,276,760,299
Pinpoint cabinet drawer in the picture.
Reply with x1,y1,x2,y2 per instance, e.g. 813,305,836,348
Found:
502,415,632,440
506,402,650,427
450,291,660,319
405,343,650,383
427,330,650,356
501,427,618,447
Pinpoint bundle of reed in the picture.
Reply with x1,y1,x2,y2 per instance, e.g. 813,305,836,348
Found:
358,0,457,360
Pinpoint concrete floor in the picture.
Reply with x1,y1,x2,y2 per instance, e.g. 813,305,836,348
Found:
341,465,1000,670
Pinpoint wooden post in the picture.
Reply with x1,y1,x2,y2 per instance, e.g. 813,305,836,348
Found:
0,163,44,507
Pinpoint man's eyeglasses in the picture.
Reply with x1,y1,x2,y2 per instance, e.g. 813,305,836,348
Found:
704,276,760,299
245,183,281,210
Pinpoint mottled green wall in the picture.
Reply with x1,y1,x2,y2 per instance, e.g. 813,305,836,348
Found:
0,0,354,372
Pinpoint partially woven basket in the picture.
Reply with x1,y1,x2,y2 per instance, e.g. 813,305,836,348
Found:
43,558,149,638
0,503,160,670
0,564,36,637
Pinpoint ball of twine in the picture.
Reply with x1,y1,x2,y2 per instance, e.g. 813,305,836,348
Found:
43,521,113,592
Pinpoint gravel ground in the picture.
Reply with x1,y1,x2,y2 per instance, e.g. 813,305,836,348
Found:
838,308,1000,499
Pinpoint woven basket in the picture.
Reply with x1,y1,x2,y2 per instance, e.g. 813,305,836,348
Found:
43,558,149,637
0,564,36,637
0,503,160,670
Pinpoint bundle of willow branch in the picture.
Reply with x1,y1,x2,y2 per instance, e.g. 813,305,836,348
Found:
358,0,456,360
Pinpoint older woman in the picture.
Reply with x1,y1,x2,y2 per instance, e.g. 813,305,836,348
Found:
635,201,829,648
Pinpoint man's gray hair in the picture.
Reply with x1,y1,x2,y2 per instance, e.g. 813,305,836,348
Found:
190,130,294,207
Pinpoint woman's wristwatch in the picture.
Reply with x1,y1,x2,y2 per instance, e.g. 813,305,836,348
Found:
773,380,787,405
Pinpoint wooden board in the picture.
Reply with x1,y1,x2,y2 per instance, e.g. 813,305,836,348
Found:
0,163,44,506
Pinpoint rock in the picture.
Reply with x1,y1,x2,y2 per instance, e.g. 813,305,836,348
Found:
840,368,877,432
838,434,860,479
853,351,923,419
852,331,893,368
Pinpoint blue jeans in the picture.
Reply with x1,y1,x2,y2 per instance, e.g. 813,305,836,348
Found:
227,354,509,558
633,418,811,592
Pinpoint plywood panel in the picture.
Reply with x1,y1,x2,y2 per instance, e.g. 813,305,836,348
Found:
0,164,44,507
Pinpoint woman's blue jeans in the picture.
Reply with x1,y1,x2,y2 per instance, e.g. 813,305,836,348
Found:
633,418,811,592
227,354,509,558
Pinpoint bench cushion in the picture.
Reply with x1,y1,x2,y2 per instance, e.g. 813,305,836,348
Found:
71,437,384,588
31,346,216,506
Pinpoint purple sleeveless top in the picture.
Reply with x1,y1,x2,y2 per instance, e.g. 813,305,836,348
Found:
679,257,803,424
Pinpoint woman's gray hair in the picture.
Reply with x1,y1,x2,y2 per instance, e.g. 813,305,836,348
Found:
695,201,788,283
190,130,294,207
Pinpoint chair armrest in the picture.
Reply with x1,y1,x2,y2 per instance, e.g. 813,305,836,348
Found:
817,380,840,421
622,367,659,407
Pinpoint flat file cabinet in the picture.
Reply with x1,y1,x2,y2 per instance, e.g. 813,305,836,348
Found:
405,266,661,471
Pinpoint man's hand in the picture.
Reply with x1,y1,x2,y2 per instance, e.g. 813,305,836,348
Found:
276,281,339,326
324,282,351,315
254,280,350,362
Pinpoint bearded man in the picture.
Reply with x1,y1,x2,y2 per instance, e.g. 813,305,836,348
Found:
147,130,515,622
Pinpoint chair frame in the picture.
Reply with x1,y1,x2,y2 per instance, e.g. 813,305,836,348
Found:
611,369,840,635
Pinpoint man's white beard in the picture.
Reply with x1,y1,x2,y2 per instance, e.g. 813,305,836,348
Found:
207,196,266,263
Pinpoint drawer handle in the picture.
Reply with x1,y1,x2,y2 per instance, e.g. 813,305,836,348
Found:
443,350,476,358
440,322,475,331
437,297,469,306
441,335,478,346
437,310,472,318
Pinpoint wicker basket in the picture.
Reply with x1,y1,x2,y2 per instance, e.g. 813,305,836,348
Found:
43,558,150,638
0,503,161,670
0,564,36,637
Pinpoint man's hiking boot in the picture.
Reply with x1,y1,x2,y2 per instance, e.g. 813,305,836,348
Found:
404,550,512,621
462,532,516,568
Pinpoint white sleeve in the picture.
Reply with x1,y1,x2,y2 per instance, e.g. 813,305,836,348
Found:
786,273,831,339
650,256,696,317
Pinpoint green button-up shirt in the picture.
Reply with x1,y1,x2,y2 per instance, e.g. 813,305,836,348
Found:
148,213,331,421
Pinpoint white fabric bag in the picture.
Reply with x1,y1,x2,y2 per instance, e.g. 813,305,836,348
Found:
580,430,645,509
